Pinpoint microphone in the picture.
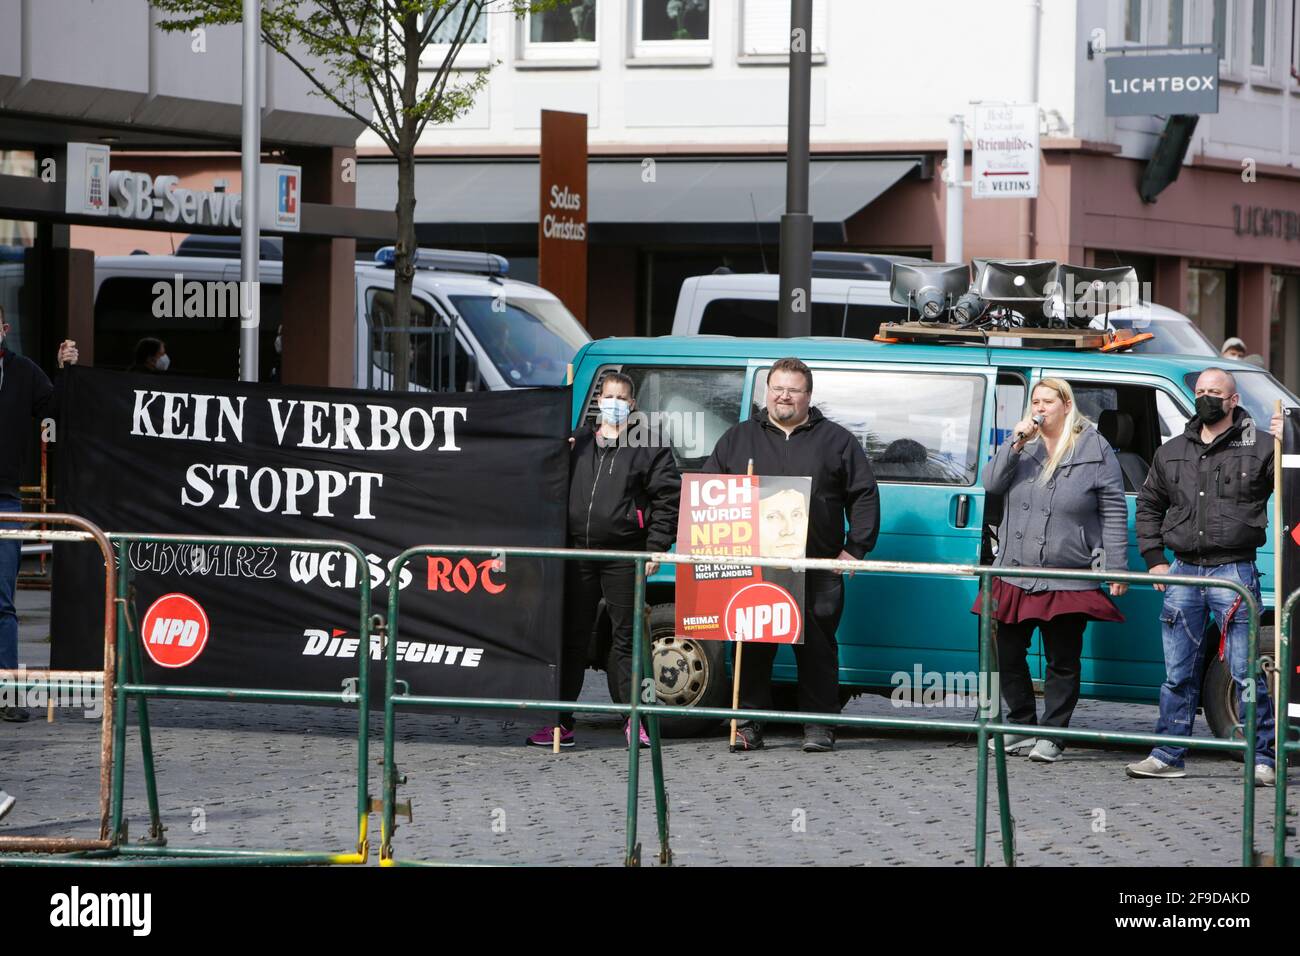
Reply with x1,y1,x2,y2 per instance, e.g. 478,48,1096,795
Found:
1014,415,1044,444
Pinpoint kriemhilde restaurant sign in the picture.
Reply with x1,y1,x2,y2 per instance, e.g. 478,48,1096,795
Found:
1104,52,1220,116
63,142,301,232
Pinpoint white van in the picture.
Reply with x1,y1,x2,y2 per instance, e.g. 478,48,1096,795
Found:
670,252,1217,357
93,237,590,390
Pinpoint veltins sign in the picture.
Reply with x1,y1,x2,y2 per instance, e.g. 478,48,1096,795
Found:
1104,53,1220,117
972,104,1040,199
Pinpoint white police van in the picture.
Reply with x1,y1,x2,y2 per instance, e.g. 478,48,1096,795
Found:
671,252,1216,357
93,236,590,390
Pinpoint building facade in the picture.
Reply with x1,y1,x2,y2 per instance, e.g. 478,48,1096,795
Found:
0,0,387,389
356,0,1300,393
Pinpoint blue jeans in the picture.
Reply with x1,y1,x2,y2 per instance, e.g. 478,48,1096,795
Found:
0,496,20,671
1150,558,1275,769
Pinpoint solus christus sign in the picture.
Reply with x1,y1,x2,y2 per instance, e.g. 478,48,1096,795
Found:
1104,52,1220,117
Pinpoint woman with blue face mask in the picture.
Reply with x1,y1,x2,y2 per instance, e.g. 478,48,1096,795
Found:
526,372,682,750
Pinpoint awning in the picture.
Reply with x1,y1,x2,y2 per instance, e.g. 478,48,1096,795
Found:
356,156,924,245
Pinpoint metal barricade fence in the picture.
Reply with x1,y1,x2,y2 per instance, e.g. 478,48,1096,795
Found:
0,513,116,853
0,523,1288,866
378,545,1286,868
0,522,377,867
1273,590,1299,868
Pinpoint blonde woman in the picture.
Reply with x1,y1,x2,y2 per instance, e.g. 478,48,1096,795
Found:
974,378,1129,762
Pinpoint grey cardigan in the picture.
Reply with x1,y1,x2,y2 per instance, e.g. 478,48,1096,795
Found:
983,425,1129,592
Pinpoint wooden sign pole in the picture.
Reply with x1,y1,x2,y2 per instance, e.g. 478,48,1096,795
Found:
1274,400,1283,734
729,459,754,751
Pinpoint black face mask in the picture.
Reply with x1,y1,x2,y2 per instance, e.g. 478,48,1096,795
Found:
1196,395,1229,424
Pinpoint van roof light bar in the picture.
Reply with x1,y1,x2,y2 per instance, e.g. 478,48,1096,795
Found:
374,246,509,277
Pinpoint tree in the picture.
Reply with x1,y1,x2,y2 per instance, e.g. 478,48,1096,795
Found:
150,0,559,389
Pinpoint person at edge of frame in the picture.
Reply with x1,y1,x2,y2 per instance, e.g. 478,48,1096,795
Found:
1126,367,1282,786
702,356,880,754
0,303,80,735
525,371,681,750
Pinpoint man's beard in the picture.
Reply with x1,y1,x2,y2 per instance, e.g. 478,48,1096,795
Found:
772,404,797,421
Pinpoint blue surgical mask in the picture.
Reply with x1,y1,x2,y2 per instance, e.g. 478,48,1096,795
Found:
599,397,631,425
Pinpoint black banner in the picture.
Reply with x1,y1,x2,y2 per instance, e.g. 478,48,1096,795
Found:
1278,407,1300,726
50,368,569,705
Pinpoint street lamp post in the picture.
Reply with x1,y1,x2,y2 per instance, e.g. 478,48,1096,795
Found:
239,0,261,382
778,0,813,339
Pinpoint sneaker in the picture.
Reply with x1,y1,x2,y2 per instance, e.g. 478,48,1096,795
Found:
989,732,1037,755
0,790,13,822
525,726,574,748
1125,756,1186,779
802,725,835,753
1255,764,1277,787
1028,739,1063,763
731,721,764,752
0,706,29,723
624,720,651,749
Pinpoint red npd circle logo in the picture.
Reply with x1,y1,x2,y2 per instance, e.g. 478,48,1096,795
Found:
140,593,210,668
723,582,802,644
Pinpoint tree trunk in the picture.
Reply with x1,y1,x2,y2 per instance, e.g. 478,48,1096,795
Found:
393,143,416,391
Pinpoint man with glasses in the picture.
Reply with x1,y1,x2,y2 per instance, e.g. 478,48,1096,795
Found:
703,357,880,753
1127,367,1281,784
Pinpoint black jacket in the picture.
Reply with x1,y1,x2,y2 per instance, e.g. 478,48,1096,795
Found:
1136,406,1272,569
702,407,880,559
568,426,682,553
0,351,56,499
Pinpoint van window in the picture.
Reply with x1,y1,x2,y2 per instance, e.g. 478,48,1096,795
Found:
590,365,746,471
753,367,986,485
1060,380,1166,492
451,295,588,387
365,288,458,391
698,298,905,339
94,276,279,379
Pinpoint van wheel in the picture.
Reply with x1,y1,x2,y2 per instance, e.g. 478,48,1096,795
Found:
606,604,727,738
1203,625,1275,761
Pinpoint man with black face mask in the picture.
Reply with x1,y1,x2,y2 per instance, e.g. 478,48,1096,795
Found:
1129,367,1282,784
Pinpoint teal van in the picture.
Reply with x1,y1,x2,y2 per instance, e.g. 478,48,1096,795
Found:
569,335,1297,738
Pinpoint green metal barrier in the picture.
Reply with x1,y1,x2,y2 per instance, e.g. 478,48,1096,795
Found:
0,529,376,867
379,545,1280,868
1272,589,1300,867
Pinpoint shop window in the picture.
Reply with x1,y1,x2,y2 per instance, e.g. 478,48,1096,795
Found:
419,0,490,69
632,0,711,60
521,1,598,63
1270,272,1300,394
1186,265,1234,351
738,0,826,60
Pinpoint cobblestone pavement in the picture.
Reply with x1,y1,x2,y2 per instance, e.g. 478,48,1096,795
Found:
1,590,1293,866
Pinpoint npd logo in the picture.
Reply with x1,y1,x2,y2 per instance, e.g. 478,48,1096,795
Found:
140,593,210,668
723,582,802,644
